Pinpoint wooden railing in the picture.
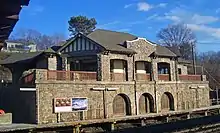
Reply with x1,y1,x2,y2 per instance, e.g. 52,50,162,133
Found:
136,73,151,81
158,74,170,81
110,73,127,81
47,70,97,81
179,75,202,81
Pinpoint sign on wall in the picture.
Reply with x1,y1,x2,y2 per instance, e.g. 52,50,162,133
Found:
54,97,88,113
54,98,72,113
72,98,88,111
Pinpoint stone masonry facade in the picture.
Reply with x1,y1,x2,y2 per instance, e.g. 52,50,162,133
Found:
33,38,210,124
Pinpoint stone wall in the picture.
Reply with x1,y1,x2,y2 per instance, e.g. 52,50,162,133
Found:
36,80,135,124
35,71,210,124
126,38,156,61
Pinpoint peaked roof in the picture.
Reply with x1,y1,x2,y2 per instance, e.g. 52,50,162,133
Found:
166,46,182,57
0,52,43,65
87,29,137,54
154,45,177,57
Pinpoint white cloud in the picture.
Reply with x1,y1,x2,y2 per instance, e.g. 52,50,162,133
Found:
128,21,145,25
124,4,134,9
191,14,218,24
157,3,167,8
137,2,152,11
146,14,158,20
161,8,218,24
136,2,166,12
97,21,121,29
154,7,220,41
187,24,220,38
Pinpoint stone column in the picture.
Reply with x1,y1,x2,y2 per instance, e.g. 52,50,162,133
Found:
170,60,176,81
99,54,110,81
48,56,57,70
35,69,47,81
127,56,134,81
97,54,102,81
61,57,67,70
151,58,158,81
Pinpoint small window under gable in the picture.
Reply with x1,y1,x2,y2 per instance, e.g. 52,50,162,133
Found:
178,68,182,74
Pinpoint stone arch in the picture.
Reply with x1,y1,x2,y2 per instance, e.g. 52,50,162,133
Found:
139,93,154,114
113,93,131,116
161,92,174,111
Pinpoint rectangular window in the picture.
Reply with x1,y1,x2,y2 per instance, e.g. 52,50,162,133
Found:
178,68,182,74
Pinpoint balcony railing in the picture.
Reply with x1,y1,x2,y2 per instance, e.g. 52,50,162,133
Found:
136,73,151,81
110,73,127,81
21,71,36,86
158,74,170,81
47,70,97,81
179,75,202,81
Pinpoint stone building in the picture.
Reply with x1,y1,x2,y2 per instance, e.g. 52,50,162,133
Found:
0,29,210,124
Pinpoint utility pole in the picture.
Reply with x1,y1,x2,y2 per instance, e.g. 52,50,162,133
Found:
192,43,196,75
216,86,219,105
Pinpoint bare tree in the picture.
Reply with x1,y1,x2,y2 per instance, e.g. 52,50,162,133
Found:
198,51,220,89
157,23,197,59
10,28,66,50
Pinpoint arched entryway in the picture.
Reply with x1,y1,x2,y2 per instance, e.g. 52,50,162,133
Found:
139,93,154,114
113,94,131,116
161,92,174,111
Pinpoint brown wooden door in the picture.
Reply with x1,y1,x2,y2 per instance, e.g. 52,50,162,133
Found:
161,93,170,111
139,94,154,114
139,95,150,114
113,95,126,116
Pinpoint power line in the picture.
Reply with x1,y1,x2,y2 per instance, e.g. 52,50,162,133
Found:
198,42,220,44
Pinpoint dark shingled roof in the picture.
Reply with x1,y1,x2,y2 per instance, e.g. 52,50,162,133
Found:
166,46,182,57
0,52,43,65
154,45,177,57
0,52,10,60
87,29,137,54
0,0,30,42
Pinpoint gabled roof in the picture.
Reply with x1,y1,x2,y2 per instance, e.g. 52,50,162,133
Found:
87,29,136,54
166,46,182,57
58,33,106,53
154,45,177,57
0,52,43,65
178,58,191,64
58,30,137,54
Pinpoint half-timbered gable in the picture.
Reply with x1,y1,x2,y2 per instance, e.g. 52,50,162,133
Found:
59,33,105,56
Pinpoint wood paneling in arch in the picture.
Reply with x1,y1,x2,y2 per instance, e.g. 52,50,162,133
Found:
113,94,131,116
139,93,154,114
161,92,174,112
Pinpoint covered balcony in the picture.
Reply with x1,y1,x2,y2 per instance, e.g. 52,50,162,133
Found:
158,62,171,81
110,59,128,81
54,56,98,81
135,61,151,81
47,70,97,81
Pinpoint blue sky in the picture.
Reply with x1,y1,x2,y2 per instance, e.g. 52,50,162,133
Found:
13,0,220,52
